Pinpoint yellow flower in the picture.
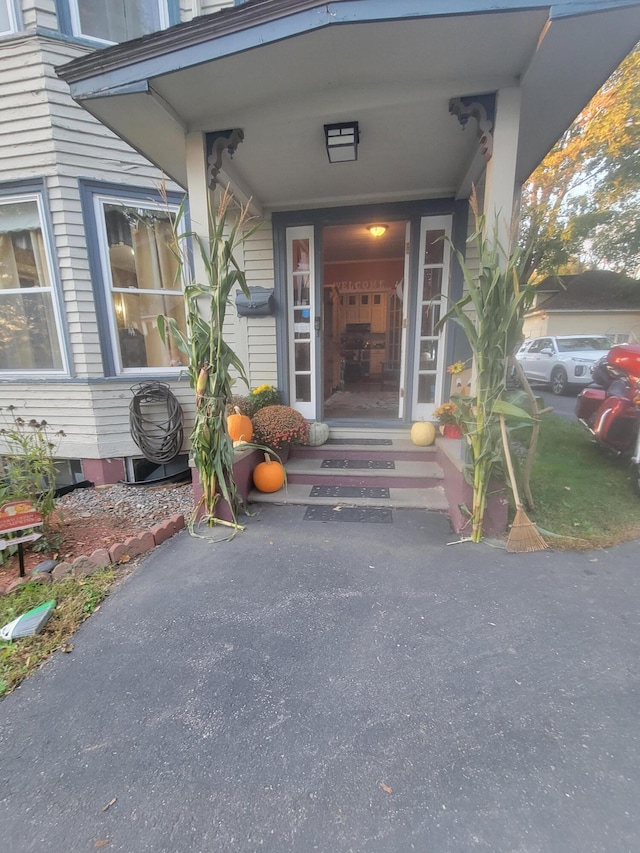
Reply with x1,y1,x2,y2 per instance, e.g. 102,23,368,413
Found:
251,383,274,396
447,361,465,375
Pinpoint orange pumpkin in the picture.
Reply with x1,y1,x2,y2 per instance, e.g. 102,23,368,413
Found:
227,406,253,442
253,453,285,493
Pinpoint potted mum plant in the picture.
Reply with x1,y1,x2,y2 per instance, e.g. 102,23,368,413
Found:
433,401,463,438
248,384,281,416
251,405,309,460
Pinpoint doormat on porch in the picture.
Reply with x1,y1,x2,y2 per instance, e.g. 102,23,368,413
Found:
321,459,395,470
303,506,393,523
310,485,391,499
325,438,393,446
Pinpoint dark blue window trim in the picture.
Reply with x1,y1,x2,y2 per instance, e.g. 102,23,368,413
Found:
54,0,179,42
79,179,186,378
0,177,73,377
272,197,468,419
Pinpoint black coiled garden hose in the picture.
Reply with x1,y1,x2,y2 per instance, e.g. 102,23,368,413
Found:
129,381,184,465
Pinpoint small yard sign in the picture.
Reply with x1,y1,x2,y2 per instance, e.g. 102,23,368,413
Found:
0,501,43,535
0,501,44,577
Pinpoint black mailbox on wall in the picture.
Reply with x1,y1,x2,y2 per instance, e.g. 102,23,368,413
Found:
235,286,275,317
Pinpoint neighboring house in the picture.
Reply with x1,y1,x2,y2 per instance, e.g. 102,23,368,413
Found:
2,1,639,485
523,271,640,343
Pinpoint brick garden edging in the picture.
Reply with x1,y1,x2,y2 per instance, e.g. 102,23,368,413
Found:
0,513,186,597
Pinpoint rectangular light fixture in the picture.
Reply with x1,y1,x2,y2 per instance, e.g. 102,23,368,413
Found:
324,121,359,163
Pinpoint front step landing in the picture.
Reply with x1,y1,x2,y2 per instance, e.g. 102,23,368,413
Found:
248,482,448,511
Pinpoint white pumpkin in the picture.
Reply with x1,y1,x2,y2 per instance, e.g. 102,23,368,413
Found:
308,422,330,446
410,420,436,447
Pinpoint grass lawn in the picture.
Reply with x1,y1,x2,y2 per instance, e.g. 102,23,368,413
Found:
0,570,116,698
528,414,640,549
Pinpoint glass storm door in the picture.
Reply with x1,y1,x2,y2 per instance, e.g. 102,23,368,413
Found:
397,222,411,419
411,215,452,420
286,226,317,419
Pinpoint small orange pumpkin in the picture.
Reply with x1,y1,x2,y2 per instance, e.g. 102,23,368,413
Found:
227,406,253,442
253,453,285,493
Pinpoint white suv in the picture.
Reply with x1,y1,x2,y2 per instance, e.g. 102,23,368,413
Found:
516,335,611,395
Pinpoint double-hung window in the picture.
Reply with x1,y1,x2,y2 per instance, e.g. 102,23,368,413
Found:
93,195,187,374
0,1,18,35
0,195,66,374
66,0,172,44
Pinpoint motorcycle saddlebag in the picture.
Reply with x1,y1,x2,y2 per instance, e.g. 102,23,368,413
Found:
592,394,637,453
575,386,605,421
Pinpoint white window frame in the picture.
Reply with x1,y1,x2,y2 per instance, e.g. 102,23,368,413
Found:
68,0,171,45
93,193,186,377
0,0,18,35
0,193,69,377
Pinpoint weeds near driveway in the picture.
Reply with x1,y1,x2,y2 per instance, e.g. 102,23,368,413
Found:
0,570,116,697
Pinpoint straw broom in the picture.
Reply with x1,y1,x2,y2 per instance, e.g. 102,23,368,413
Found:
499,414,548,553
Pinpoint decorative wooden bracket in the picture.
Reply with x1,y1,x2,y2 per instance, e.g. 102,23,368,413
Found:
205,128,244,189
449,94,495,160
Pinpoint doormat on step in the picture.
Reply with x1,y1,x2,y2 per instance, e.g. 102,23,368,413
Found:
303,506,393,523
310,485,391,499
321,459,395,469
325,438,393,446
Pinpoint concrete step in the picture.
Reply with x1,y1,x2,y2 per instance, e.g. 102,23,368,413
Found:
248,426,449,514
283,456,443,489
292,439,436,461
248,483,448,511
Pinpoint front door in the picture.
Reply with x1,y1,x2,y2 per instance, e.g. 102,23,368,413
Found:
283,213,453,422
321,221,408,420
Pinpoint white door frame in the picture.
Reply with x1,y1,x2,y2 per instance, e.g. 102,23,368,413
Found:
285,225,317,420
410,214,453,420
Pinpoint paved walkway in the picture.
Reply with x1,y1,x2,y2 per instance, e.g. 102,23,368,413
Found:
1,505,639,852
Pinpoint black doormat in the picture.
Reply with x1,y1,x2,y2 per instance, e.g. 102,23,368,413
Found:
321,459,395,469
309,485,391,499
325,438,393,446
303,506,393,523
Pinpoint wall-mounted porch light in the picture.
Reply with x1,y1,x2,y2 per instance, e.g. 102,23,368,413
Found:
368,224,388,238
324,121,359,163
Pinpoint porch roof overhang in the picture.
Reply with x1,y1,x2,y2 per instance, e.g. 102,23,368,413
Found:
58,0,640,210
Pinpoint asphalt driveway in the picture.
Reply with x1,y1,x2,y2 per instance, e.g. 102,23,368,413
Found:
1,506,639,852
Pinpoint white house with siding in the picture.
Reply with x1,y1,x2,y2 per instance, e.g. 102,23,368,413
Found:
2,1,639,486
0,0,235,485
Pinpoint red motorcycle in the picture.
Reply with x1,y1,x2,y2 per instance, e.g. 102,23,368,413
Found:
575,344,640,495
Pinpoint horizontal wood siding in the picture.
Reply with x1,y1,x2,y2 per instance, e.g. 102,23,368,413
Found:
91,380,195,459
23,0,59,31
0,380,196,459
181,1,234,18
200,1,234,15
0,37,56,181
243,221,277,388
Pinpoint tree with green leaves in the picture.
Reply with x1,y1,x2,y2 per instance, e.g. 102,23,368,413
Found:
520,41,639,280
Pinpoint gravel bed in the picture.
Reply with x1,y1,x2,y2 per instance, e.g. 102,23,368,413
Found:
55,481,194,529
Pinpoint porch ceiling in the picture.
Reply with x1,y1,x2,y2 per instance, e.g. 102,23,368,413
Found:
61,3,640,210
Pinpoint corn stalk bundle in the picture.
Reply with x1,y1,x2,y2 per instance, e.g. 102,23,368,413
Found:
158,188,259,532
439,191,539,542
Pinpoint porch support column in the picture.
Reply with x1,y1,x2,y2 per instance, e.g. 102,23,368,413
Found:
483,87,522,255
184,131,250,381
185,131,214,284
